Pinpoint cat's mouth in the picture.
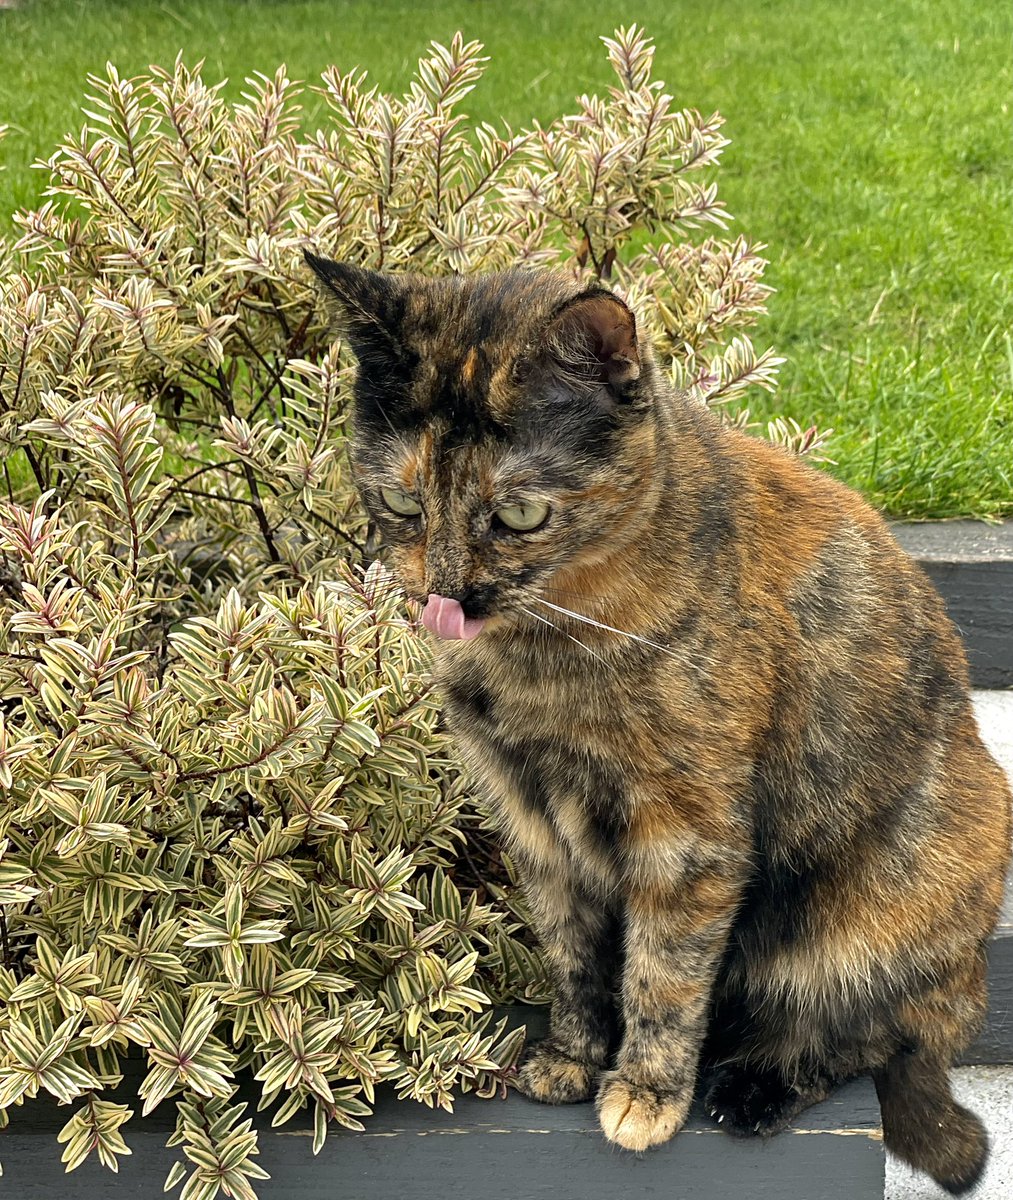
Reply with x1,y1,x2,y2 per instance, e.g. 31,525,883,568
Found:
421,594,487,641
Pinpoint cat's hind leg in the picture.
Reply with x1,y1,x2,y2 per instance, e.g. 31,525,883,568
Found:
699,981,854,1139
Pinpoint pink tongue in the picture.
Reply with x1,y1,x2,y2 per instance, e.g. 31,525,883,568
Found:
422,594,486,641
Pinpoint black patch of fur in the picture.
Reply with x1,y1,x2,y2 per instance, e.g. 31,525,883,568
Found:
735,842,820,951
496,739,552,820
705,1062,812,1137
443,673,494,724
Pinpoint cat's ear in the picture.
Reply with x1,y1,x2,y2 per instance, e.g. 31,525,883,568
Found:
304,252,407,364
537,288,641,403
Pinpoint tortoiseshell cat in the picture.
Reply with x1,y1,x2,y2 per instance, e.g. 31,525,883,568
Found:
307,254,1012,1194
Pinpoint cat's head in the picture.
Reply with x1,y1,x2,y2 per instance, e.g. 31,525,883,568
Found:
306,255,664,640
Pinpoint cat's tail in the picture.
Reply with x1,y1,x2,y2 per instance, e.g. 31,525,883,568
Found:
873,1046,988,1194
874,950,991,1193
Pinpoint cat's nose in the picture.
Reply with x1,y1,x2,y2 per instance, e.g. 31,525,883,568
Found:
437,587,475,615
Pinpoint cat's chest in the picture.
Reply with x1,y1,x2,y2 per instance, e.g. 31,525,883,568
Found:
435,641,634,885
431,635,685,830
435,636,631,748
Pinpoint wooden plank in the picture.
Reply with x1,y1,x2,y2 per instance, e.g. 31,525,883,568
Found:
0,1076,884,1200
963,692,1013,1063
966,930,1013,1065
891,521,1013,563
966,869,1013,1065
892,521,1013,688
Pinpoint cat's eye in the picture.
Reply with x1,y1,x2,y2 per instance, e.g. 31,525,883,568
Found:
380,487,423,517
494,500,551,532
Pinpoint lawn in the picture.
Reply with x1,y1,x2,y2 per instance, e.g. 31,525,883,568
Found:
1,0,1010,519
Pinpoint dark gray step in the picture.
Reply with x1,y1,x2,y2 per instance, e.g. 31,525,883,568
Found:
2,792,1007,1196
893,520,1013,688
968,867,1013,1065
0,1069,884,1200
965,690,1013,1064
1,875,1007,1197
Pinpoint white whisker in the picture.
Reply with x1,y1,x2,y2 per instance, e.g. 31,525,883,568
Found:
532,598,675,657
520,606,610,665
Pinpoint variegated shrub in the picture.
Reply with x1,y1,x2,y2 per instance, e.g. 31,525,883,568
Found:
0,25,818,1197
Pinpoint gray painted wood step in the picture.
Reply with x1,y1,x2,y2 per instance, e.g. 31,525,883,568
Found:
893,521,1013,688
970,868,1013,1065
1,700,1009,1196
0,1072,884,1200
968,690,1013,1065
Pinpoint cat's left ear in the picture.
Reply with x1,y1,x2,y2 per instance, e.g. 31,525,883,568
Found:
537,288,641,404
303,252,407,365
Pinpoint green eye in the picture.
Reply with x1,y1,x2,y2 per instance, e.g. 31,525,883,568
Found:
380,487,423,517
494,500,551,532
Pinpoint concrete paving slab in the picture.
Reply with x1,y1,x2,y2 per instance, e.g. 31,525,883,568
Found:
973,690,1013,774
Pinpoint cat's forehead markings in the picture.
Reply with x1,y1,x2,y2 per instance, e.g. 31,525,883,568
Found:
568,479,627,508
430,443,503,504
487,361,519,421
397,452,417,492
477,459,499,505
413,358,440,397
491,450,541,493
395,428,436,491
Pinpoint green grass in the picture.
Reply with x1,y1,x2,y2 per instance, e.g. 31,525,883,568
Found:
1,0,1010,519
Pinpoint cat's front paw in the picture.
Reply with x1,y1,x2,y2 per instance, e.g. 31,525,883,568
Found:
514,1040,600,1104
596,1074,689,1152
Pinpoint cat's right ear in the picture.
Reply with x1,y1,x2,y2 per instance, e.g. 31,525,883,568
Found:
532,287,644,410
304,252,407,365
